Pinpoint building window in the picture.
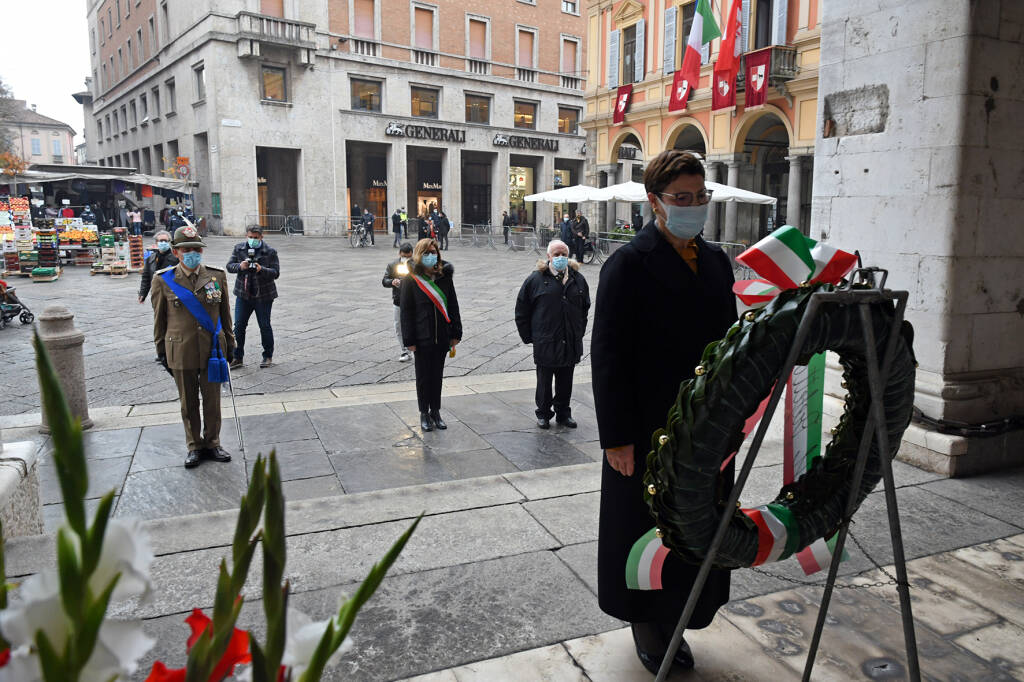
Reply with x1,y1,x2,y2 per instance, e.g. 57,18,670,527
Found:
261,65,287,102
193,64,206,101
107,9,113,36
149,16,157,51
411,86,438,118
96,119,103,139
140,93,148,120
117,49,123,78
350,78,382,112
52,139,63,157
100,19,105,43
124,0,129,17
413,6,435,51
121,105,128,131
621,24,636,85
151,87,161,117
90,28,96,54
166,78,176,113
676,3,697,69
101,64,108,90
517,28,535,69
126,38,133,70
558,106,580,134
105,114,111,138
112,110,119,134
465,94,490,124
562,0,578,14
116,0,121,25
138,28,145,59
561,36,581,88
130,100,138,126
31,139,41,156
514,101,536,129
353,0,375,39
160,1,169,44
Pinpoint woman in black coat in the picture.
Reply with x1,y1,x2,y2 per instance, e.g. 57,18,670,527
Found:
591,150,737,673
400,238,462,432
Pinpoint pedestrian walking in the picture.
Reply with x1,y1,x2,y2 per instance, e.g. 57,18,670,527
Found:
128,207,143,235
437,211,451,250
391,208,402,247
362,208,376,245
591,150,734,673
383,242,414,363
400,238,462,433
151,225,235,469
502,210,513,245
225,226,280,369
571,209,590,263
400,207,409,237
515,239,590,429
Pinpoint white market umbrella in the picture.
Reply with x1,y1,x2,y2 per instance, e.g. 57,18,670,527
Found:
524,184,601,203
592,180,777,205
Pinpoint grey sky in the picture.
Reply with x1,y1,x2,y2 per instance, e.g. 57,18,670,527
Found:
4,0,90,146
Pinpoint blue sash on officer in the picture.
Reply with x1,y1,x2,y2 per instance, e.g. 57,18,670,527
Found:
160,270,230,383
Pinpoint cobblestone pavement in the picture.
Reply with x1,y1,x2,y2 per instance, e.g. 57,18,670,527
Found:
0,235,600,416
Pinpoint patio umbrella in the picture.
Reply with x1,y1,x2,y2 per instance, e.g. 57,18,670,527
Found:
592,180,777,204
524,184,601,203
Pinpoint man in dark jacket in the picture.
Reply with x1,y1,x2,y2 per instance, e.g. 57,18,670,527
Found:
437,211,451,250
559,213,574,244
383,242,414,362
572,209,590,263
515,239,591,429
391,209,402,247
502,210,513,244
225,227,280,369
362,209,375,245
138,231,178,304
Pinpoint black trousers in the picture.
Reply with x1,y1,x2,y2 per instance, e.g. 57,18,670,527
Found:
535,365,574,419
572,236,586,262
438,231,449,250
414,344,448,413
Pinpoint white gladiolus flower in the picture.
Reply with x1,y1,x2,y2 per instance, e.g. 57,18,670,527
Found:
88,518,155,602
233,608,353,681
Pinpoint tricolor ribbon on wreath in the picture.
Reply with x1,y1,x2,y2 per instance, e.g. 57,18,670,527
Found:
626,227,858,590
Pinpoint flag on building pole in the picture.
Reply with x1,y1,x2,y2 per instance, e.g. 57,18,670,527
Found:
613,84,633,124
712,0,742,111
744,47,772,109
669,0,720,111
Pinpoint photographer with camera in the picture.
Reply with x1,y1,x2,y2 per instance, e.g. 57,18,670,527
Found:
226,226,280,369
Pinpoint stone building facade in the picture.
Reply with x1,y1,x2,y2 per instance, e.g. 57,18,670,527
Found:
2,101,77,166
78,0,586,234
582,0,821,242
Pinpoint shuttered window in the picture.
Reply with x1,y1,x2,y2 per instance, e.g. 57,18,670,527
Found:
469,19,487,59
663,7,677,74
414,7,433,50
518,29,535,68
608,29,620,88
354,0,374,38
562,38,577,73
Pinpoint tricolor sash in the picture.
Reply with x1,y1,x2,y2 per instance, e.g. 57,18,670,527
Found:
412,274,450,323
160,270,230,383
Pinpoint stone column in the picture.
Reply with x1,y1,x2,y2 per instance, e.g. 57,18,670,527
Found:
386,141,407,227
442,147,460,226
705,161,721,240
786,155,803,232
492,148,510,230
723,158,741,243
812,0,1024,476
37,305,93,432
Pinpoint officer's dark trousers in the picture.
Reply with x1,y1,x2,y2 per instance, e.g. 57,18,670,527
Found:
535,365,574,420
414,344,447,413
234,297,274,361
172,368,222,451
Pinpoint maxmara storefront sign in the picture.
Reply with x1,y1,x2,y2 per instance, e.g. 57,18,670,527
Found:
492,133,558,152
385,122,466,143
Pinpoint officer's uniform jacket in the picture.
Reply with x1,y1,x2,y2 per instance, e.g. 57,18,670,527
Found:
152,263,235,370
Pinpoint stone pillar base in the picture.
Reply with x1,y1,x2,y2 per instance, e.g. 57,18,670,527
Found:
0,441,43,538
823,397,1024,478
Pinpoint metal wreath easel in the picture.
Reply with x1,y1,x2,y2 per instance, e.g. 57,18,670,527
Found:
654,268,921,682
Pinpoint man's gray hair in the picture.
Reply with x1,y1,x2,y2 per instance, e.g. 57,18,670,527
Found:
547,239,569,257
154,230,172,240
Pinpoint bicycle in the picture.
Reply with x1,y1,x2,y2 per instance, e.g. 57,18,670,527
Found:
349,225,372,248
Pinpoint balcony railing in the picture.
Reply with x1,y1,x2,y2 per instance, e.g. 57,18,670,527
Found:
561,75,582,90
351,38,378,56
517,68,537,83
413,49,438,66
736,45,799,91
235,11,316,49
467,59,490,75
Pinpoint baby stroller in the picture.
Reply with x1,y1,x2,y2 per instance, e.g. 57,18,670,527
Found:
0,279,34,328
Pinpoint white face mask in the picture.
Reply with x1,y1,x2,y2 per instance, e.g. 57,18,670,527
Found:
657,199,707,240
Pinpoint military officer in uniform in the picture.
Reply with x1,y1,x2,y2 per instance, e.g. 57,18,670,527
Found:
152,225,236,468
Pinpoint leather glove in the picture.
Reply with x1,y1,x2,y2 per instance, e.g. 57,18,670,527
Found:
158,355,173,377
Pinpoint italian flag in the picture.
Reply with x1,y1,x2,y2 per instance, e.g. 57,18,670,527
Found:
732,278,780,309
797,533,848,574
740,503,800,565
626,527,671,590
680,0,721,99
736,225,858,290
412,274,450,323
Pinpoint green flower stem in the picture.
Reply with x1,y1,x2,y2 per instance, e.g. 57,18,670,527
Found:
261,452,287,678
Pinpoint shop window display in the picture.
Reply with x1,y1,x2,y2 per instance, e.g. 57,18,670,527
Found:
412,87,439,118
558,107,580,134
514,101,536,129
465,94,489,124
351,79,382,112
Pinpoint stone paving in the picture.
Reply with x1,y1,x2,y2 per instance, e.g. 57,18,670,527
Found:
0,235,593,416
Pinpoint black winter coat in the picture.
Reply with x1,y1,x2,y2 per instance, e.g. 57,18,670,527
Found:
591,222,737,625
138,249,179,300
400,262,463,348
382,258,409,306
515,262,591,368
225,242,280,300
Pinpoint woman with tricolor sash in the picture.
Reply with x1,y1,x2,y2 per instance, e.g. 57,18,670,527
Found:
400,238,463,432
592,150,737,674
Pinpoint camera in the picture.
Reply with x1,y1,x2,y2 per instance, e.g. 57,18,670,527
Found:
246,248,258,268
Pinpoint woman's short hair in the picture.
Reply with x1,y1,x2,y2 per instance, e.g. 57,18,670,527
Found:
154,230,172,240
643,150,706,196
412,238,441,269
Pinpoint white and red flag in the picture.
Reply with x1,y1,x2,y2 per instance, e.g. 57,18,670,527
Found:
613,84,633,124
669,0,720,112
712,0,742,111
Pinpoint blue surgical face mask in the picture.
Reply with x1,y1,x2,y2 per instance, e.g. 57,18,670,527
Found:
421,253,438,268
551,255,569,271
181,251,202,269
247,237,262,248
657,199,707,240
157,241,171,252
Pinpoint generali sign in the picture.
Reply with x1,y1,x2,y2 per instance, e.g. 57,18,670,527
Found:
385,121,466,143
492,133,559,152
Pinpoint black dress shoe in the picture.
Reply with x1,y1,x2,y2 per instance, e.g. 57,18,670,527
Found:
630,624,664,675
203,446,232,462
430,411,447,430
556,416,578,428
674,637,695,670
420,412,434,432
184,450,202,468
537,417,551,429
